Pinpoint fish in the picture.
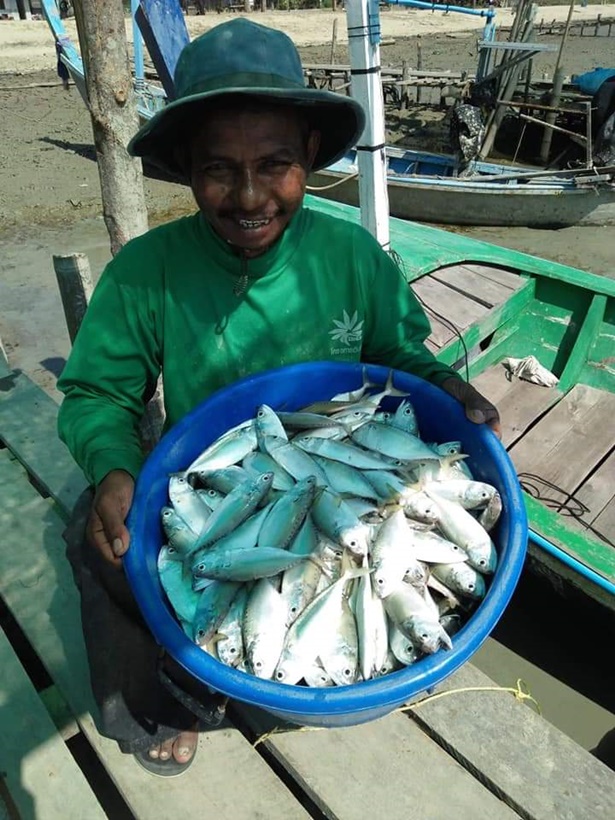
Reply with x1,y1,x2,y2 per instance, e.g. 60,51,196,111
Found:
192,546,312,583
157,544,201,628
295,436,396,471
186,420,257,475
215,586,249,668
168,474,212,535
257,475,319,549
193,580,242,646
193,472,274,551
370,509,426,598
430,562,487,601
383,582,453,655
274,568,367,685
424,488,498,574
311,488,371,557
351,421,438,463
243,578,290,679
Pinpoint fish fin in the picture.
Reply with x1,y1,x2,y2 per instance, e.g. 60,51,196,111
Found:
440,629,453,651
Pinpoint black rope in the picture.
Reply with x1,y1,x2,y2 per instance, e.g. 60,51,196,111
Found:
517,471,614,548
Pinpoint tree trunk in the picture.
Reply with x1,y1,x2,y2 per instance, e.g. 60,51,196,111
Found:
73,0,149,256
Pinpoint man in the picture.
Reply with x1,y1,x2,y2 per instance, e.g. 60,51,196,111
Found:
58,18,499,777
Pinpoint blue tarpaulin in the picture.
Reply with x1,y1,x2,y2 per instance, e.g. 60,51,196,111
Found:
571,68,615,97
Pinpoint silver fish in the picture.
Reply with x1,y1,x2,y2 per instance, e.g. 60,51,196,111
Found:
431,562,487,601
352,421,438,463
192,546,311,583
383,583,453,654
257,475,319,549
311,488,371,557
194,472,274,551
186,420,257,475
216,586,249,668
243,578,289,679
192,581,242,646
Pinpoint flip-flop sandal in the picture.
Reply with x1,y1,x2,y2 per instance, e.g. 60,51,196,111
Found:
134,744,197,778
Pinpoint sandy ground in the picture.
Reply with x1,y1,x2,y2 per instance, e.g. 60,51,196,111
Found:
0,6,614,395
1,6,614,229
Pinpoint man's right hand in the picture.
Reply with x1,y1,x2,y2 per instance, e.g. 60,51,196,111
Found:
86,469,135,565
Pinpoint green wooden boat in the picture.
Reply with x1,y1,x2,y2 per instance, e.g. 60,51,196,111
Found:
307,194,615,613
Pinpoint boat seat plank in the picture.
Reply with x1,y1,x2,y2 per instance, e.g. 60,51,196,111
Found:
470,364,562,448
430,264,520,309
406,662,615,820
236,704,519,820
0,626,106,820
411,277,488,349
459,264,526,291
508,385,615,505
0,450,310,820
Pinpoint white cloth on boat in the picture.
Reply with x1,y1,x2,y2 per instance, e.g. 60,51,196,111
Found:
502,355,559,388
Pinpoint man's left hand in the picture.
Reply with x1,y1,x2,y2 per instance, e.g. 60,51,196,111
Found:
440,376,501,439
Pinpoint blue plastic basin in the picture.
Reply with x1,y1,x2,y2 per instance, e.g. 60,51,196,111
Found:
125,362,527,727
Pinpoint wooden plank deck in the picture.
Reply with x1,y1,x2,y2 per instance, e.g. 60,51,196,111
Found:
2,361,615,818
417,264,526,353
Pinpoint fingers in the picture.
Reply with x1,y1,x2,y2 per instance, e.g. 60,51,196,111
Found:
86,470,135,565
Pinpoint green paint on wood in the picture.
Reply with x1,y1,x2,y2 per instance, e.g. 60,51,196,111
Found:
0,627,106,818
524,493,615,584
437,278,535,370
0,372,88,518
558,294,608,393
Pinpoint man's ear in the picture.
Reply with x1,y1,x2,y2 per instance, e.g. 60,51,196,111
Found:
306,130,321,170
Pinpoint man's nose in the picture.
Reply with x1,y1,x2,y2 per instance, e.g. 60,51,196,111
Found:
236,168,266,211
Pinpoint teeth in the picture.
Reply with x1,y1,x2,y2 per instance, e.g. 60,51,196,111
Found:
238,218,272,229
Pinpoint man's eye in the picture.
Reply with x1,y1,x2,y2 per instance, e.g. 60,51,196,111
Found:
202,164,233,176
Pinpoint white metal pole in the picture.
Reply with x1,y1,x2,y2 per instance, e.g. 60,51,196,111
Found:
345,0,390,250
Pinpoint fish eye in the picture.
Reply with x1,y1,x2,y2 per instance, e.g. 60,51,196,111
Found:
207,489,217,497
197,629,205,638
196,563,205,572
343,668,352,677
255,661,262,669
257,409,265,418
229,647,236,654
376,578,384,585
275,670,284,680
168,546,176,555
290,606,297,613
468,583,475,591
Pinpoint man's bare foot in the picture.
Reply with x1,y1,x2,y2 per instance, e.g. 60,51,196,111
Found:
148,723,199,764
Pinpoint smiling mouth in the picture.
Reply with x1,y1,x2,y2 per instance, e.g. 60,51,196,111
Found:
235,217,274,230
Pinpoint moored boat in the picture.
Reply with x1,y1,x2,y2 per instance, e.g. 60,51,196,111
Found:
308,146,615,228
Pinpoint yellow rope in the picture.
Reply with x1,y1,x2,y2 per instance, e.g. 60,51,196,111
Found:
306,172,359,192
396,678,542,716
252,679,541,746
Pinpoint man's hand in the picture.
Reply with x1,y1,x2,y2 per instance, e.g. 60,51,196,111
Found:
86,469,135,565
440,377,501,439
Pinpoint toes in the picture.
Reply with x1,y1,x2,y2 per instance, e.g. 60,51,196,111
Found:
173,730,198,763
158,738,175,761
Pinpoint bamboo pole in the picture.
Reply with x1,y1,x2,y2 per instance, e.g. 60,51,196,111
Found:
330,18,338,65
72,0,148,256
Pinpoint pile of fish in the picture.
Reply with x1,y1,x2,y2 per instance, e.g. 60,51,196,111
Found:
157,371,502,687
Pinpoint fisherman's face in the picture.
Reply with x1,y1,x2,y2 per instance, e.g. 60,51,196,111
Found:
189,105,320,257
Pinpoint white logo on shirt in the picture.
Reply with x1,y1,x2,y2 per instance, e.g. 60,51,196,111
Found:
329,310,364,347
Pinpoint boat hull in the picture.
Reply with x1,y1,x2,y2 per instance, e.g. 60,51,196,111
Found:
308,167,615,228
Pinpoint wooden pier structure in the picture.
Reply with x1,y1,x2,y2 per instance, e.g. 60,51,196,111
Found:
2,273,615,817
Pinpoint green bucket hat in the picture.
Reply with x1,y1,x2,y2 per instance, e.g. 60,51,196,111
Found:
128,18,365,177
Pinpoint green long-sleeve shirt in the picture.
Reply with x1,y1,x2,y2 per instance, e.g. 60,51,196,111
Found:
57,205,458,485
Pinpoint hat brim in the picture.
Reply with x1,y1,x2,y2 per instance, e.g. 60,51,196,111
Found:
127,88,365,179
